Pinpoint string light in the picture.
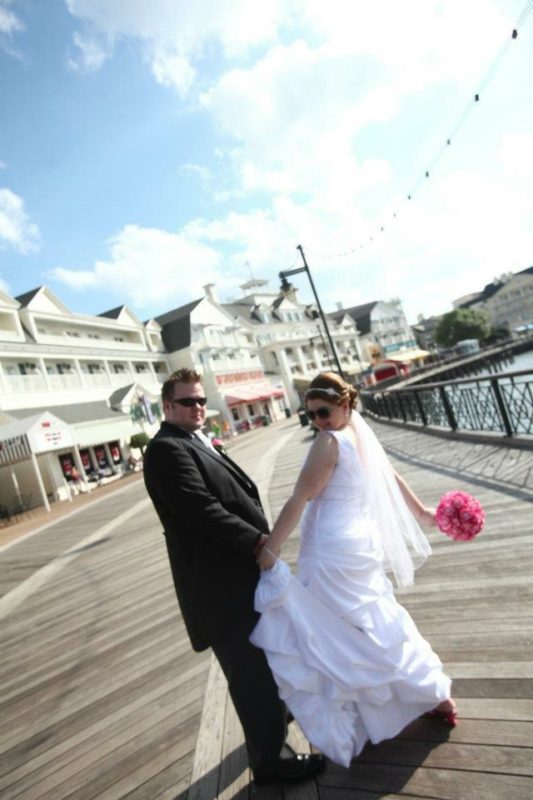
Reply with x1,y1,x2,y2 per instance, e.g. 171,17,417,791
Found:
307,0,533,262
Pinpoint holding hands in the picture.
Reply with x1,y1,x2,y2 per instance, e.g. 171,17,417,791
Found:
256,537,279,570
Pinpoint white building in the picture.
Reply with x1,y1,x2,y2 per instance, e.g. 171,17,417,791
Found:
155,285,287,434
455,266,533,334
223,279,364,409
0,286,170,513
330,300,423,366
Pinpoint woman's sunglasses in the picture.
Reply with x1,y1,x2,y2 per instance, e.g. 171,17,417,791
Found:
306,406,333,421
171,397,208,407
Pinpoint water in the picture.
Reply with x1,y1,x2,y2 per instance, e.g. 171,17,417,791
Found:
470,348,533,380
509,350,533,372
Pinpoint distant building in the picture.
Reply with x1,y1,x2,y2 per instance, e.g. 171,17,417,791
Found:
0,286,170,511
155,284,287,433
330,299,423,366
222,279,364,409
454,266,533,334
411,314,443,352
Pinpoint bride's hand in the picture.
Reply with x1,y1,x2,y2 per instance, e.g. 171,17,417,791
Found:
257,541,279,570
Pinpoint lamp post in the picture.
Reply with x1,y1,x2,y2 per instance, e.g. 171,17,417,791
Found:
279,244,345,378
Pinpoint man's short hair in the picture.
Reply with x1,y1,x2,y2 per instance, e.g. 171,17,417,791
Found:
162,368,203,402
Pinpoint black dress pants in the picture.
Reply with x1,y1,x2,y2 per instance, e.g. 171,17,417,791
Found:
211,616,287,771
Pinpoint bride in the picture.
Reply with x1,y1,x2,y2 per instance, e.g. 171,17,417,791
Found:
250,371,457,768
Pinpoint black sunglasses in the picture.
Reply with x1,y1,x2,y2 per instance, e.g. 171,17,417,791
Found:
171,396,207,407
306,406,333,421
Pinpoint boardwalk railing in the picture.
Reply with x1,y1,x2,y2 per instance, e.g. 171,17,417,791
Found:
360,369,533,440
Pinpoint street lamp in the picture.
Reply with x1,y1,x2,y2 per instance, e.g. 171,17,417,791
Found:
279,244,345,378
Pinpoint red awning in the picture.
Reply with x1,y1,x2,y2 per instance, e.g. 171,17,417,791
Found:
224,383,284,406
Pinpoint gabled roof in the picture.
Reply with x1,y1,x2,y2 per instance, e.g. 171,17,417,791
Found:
155,298,203,352
7,401,127,425
0,289,20,309
98,305,142,326
459,266,533,309
14,287,42,307
329,302,378,335
15,285,72,315
108,383,158,408
222,301,258,324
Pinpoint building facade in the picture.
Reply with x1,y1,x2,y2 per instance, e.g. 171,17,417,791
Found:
330,300,422,366
455,267,533,335
222,279,364,409
155,285,287,434
0,286,170,512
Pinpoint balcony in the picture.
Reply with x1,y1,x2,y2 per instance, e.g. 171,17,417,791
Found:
3,374,47,392
47,374,82,390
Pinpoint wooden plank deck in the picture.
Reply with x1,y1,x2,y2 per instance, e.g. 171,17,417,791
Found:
1,418,532,799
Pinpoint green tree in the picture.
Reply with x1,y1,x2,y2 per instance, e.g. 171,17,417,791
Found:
434,308,491,348
129,432,150,454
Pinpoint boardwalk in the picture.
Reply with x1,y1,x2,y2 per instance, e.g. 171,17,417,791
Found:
1,418,532,799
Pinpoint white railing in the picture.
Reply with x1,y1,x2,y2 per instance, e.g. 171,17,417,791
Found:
81,373,110,387
3,374,47,392
109,373,133,386
47,374,82,390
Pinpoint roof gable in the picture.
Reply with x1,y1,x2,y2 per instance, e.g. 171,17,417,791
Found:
99,305,142,326
15,286,72,316
0,289,20,309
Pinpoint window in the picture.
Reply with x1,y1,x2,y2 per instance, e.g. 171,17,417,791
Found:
231,408,240,421
247,404,255,416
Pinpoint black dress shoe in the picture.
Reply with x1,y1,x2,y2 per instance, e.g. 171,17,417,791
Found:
253,753,325,785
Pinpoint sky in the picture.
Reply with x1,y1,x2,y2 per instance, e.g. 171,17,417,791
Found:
1,0,533,325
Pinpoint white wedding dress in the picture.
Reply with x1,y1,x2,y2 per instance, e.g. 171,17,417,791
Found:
250,424,451,768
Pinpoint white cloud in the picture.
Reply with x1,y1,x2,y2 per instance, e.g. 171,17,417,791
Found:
54,0,533,324
498,132,533,178
0,188,41,254
0,0,25,59
150,50,196,94
0,1,23,35
50,223,225,307
67,30,110,72
65,0,287,92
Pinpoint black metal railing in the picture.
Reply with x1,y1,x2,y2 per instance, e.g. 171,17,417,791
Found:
360,369,533,439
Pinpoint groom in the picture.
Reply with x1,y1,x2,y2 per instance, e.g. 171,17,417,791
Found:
143,368,324,784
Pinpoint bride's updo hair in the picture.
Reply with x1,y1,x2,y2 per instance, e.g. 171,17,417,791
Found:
305,372,357,409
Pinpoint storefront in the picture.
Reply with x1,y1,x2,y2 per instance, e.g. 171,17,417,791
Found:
223,381,286,433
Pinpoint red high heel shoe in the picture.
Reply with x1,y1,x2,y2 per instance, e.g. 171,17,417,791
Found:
424,707,458,727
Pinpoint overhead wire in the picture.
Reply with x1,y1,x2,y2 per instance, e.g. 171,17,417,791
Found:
306,0,533,263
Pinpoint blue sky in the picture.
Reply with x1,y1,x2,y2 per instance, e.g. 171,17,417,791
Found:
1,0,533,323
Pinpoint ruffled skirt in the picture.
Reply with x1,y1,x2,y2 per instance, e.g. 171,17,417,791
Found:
250,550,451,767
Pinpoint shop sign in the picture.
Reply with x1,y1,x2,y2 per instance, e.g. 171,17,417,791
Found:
215,370,264,385
109,441,122,464
94,445,108,468
28,413,75,454
59,453,74,479
79,449,92,470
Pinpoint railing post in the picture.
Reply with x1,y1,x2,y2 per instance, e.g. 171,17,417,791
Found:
396,393,407,422
414,389,427,426
491,378,514,437
439,386,457,431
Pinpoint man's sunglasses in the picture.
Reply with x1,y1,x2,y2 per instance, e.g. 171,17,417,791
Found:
170,397,208,407
306,406,333,421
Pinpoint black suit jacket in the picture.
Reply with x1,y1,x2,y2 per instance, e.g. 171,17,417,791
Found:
144,421,268,651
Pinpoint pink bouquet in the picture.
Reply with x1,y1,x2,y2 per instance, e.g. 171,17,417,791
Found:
435,491,485,541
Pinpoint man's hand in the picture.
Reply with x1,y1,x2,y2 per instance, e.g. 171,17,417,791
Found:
253,534,268,558
256,537,279,570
